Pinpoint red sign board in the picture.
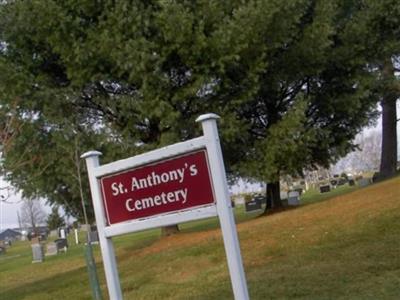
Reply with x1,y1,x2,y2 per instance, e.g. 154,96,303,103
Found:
100,150,215,225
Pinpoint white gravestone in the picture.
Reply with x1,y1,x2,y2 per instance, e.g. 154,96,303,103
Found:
46,242,58,256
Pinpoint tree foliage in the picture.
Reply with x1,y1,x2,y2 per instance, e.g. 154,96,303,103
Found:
46,206,65,230
0,0,394,216
353,0,400,179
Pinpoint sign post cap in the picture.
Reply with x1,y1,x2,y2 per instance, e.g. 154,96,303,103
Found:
195,113,220,123
81,151,103,159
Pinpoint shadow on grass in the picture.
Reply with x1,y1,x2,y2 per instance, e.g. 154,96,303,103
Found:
2,265,100,300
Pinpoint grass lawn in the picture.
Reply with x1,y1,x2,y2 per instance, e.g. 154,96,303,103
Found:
1,177,399,299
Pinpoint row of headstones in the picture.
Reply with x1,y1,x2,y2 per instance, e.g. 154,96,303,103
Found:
31,237,68,263
31,230,99,263
319,177,371,193
245,190,301,212
236,174,375,212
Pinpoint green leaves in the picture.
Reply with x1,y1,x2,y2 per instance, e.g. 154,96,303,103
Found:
1,0,392,217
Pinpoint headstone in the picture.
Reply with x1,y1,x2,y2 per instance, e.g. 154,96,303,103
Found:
234,196,245,205
54,238,68,252
357,178,371,187
320,185,330,193
49,230,58,237
59,228,66,239
288,191,300,206
89,231,99,244
245,198,262,212
280,191,288,200
254,195,266,204
348,179,355,186
46,242,58,256
337,178,347,186
31,243,44,263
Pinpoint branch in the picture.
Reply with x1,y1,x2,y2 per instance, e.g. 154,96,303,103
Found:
0,185,22,204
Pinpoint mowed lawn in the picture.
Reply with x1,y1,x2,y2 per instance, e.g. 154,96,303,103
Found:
1,177,399,299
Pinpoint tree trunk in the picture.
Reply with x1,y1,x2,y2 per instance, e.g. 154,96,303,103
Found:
161,225,180,237
264,181,282,213
379,58,398,179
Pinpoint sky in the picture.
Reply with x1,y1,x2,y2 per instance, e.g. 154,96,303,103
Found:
0,184,53,230
1,107,399,230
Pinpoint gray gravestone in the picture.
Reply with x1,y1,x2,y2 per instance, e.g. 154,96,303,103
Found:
31,243,44,263
357,178,371,187
89,231,99,244
288,191,300,206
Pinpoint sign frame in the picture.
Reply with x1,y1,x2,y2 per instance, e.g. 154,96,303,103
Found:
82,113,249,300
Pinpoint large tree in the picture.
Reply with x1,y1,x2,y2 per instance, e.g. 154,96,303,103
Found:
0,0,385,218
363,0,400,179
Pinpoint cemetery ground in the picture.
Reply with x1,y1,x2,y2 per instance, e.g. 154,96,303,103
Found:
1,176,399,299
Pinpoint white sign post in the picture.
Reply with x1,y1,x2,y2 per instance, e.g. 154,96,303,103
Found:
82,150,123,300
196,114,249,300
82,113,249,300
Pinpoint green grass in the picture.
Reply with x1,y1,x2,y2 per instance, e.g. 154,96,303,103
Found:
1,177,399,299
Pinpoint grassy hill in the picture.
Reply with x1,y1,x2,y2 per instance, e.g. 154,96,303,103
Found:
1,177,399,299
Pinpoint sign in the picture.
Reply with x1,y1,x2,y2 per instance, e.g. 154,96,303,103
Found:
100,150,215,225
82,114,249,300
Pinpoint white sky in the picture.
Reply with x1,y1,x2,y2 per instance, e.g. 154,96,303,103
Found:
0,182,53,230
